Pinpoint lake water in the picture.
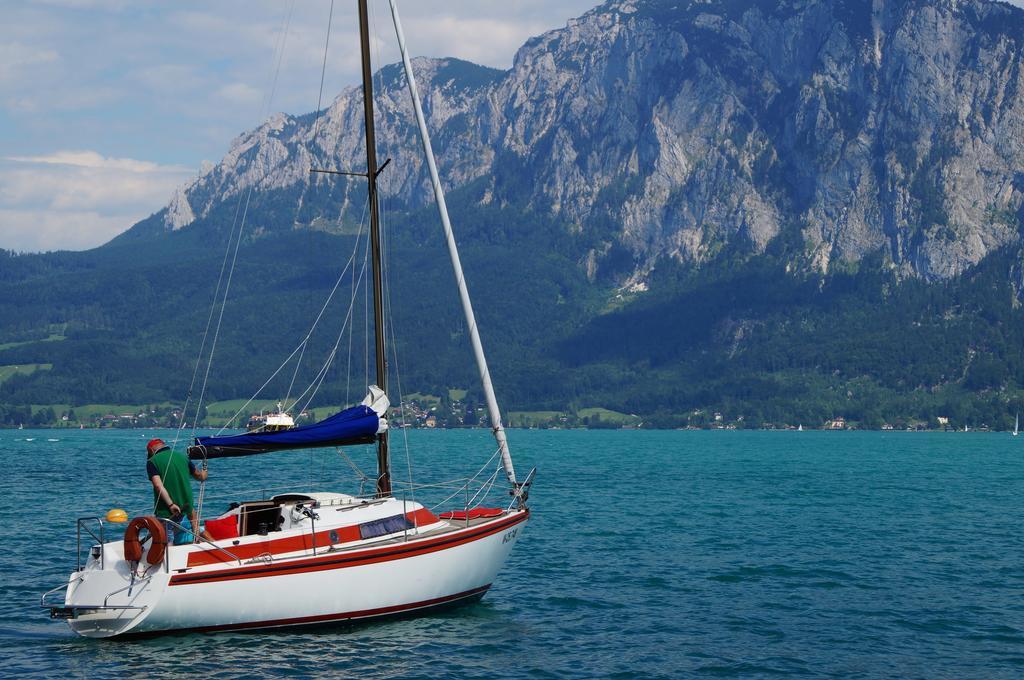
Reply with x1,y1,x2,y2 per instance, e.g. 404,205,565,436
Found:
2,428,1023,678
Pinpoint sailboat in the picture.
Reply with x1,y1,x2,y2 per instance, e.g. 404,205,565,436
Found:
1014,412,1019,437
43,0,532,638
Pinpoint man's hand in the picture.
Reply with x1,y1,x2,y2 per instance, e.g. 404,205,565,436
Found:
169,503,181,517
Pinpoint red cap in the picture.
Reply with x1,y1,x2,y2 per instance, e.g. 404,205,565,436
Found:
147,438,169,456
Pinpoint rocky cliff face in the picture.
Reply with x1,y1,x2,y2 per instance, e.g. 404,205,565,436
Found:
152,0,1024,282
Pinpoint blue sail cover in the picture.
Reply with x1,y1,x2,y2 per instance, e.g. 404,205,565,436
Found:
188,404,382,459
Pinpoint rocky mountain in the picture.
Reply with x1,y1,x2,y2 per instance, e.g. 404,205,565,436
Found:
136,0,1024,284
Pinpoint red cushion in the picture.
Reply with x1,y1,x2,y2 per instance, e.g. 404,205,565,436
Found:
205,515,239,540
438,507,504,521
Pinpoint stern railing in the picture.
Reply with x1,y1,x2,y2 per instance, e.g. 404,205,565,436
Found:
76,517,106,571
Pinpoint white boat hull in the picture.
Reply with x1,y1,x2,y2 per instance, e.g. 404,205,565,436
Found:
59,501,528,638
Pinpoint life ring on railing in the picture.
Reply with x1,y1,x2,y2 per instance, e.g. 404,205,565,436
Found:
123,515,167,565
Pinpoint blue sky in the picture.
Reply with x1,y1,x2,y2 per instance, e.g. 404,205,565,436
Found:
0,0,597,252
2,0,1022,253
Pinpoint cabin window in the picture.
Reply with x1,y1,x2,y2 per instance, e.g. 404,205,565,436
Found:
359,514,413,540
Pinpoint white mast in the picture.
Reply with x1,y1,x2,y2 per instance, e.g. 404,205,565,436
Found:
389,0,517,487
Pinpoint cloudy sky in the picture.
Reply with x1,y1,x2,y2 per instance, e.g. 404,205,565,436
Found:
0,0,597,252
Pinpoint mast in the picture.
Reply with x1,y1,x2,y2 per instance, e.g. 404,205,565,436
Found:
389,0,518,491
358,0,390,496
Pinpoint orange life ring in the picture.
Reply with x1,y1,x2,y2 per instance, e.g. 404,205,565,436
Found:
123,515,167,565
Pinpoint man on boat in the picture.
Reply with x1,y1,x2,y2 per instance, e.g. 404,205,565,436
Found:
146,438,207,544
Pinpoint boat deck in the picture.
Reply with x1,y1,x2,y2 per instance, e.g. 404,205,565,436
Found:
176,505,515,571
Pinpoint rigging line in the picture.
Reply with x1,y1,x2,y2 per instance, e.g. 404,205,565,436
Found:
283,339,308,409
284,204,369,414
214,338,307,436
309,0,336,156
336,447,373,485
294,247,372,416
371,0,386,109
346,198,368,404
192,182,253,434
389,315,416,503
295,343,347,418
170,189,245,452
294,258,370,415
429,446,502,511
379,184,416,502
468,465,501,510
289,227,371,415
282,0,337,403
283,224,358,408
285,176,367,409
346,242,356,405
218,225,365,433
220,207,365,429
191,0,297,434
261,0,297,122
196,477,207,534
294,348,338,420
284,0,337,402
291,330,342,415
364,231,370,393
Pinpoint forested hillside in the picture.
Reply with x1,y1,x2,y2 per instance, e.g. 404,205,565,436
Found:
4,194,1024,429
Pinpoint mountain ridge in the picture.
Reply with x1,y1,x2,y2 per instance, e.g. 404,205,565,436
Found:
130,0,1024,285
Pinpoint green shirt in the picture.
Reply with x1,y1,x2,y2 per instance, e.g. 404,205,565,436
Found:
148,449,195,518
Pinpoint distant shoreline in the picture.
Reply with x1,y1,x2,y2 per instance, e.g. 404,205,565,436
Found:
4,425,1017,433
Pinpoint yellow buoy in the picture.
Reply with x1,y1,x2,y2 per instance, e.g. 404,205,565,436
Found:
105,508,129,523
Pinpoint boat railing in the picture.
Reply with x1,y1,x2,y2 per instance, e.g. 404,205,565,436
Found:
187,472,514,552
103,574,152,607
76,517,106,571
39,574,149,619
40,578,80,610
160,516,243,569
196,474,507,515
63,475,511,571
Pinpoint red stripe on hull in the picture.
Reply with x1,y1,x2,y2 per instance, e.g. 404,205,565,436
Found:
171,510,528,586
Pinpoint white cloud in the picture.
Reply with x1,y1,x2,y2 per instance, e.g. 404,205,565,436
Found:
381,15,553,68
0,42,59,82
0,209,132,252
5,150,191,173
0,151,193,251
216,82,263,106
0,0,603,253
28,0,140,8
2,85,122,114
129,63,205,93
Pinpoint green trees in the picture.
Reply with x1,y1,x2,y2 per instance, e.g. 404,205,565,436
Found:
3,192,1024,428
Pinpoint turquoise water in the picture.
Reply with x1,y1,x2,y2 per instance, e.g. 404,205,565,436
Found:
2,428,1023,677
